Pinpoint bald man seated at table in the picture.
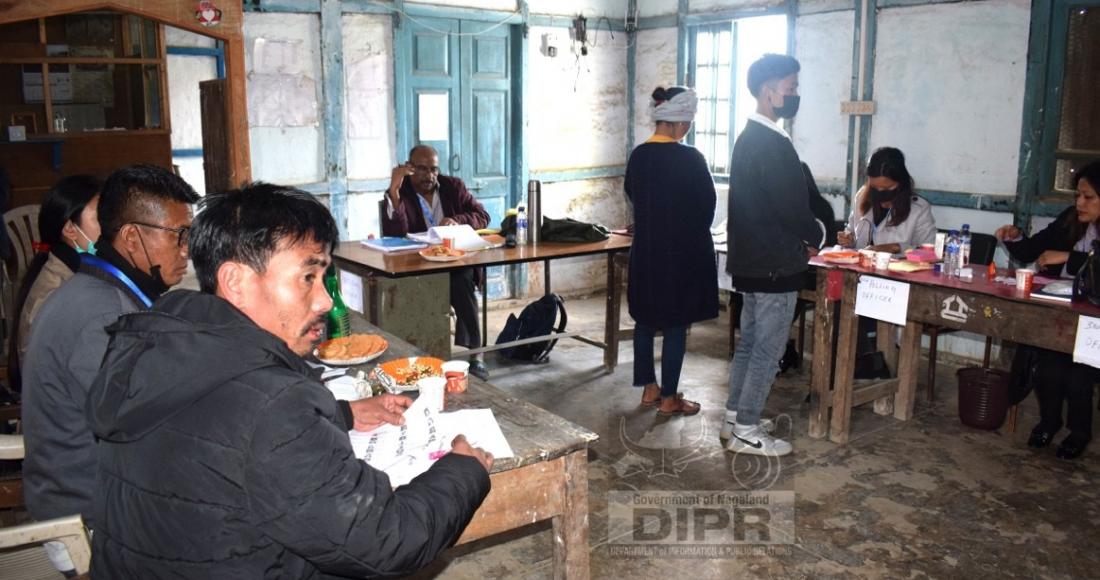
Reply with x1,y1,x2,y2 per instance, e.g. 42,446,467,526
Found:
383,144,491,379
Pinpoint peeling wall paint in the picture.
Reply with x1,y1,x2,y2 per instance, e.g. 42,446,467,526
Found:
631,27,679,151
527,25,629,171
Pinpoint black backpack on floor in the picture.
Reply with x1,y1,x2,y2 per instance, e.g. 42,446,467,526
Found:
494,294,567,363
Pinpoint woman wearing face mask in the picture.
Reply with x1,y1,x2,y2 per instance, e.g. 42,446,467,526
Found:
10,175,101,386
995,161,1100,460
625,86,718,417
837,147,937,253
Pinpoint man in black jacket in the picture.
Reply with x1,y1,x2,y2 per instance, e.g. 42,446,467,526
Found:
86,183,492,579
722,54,820,457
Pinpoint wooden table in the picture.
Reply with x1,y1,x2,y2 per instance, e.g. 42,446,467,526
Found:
334,235,633,369
808,259,1100,444
348,316,599,578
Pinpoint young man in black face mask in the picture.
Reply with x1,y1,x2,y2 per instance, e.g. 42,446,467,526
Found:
722,53,820,458
21,164,198,575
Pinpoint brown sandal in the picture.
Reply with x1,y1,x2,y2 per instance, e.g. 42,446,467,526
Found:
656,394,701,417
640,384,661,407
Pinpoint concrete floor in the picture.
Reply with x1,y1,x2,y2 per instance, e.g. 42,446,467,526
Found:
413,294,1100,580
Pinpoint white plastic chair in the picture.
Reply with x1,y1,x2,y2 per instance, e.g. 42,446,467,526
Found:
0,515,91,579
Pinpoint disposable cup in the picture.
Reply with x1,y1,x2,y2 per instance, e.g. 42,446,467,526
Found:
442,360,470,393
417,376,446,412
874,251,891,270
1016,268,1035,293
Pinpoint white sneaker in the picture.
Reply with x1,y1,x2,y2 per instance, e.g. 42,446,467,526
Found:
719,411,776,440
725,424,793,457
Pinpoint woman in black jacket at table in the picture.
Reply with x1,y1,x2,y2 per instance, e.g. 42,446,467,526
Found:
625,86,718,417
995,160,1100,459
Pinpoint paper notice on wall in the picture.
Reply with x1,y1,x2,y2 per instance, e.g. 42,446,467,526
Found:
854,275,910,326
347,397,512,488
253,38,302,75
339,269,363,314
247,73,318,127
1073,316,1100,369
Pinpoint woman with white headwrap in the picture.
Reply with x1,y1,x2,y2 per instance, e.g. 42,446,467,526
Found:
625,86,718,417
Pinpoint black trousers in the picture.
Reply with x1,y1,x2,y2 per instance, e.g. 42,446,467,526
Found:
450,268,481,349
1036,349,1098,442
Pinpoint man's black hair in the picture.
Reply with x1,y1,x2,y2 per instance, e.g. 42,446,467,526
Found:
190,182,339,294
98,164,199,243
747,53,801,98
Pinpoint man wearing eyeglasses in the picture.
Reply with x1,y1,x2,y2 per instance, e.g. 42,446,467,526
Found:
382,145,492,379
22,164,198,575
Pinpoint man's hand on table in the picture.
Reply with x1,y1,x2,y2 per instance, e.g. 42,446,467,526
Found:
347,394,413,431
451,434,493,473
439,217,459,226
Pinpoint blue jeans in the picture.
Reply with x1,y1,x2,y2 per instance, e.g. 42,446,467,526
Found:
726,291,797,424
633,322,688,398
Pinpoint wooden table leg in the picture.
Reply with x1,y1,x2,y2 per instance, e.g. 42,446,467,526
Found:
893,320,923,421
552,449,590,580
873,320,897,416
367,272,380,325
604,252,622,371
829,271,860,445
809,269,833,439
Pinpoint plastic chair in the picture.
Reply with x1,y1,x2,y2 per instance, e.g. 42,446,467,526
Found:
3,205,41,287
924,231,998,401
0,514,91,578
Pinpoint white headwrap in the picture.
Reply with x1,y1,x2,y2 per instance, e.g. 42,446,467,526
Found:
651,88,699,123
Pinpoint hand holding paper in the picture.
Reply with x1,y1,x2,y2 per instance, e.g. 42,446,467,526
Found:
347,394,413,431
450,434,493,472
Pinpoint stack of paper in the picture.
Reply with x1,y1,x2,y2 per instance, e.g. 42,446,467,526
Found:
347,396,514,487
407,225,493,251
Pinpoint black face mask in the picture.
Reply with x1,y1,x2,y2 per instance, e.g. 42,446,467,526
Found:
870,187,898,205
774,94,800,119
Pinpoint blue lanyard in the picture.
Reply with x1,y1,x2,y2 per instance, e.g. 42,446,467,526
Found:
416,194,437,228
81,255,153,308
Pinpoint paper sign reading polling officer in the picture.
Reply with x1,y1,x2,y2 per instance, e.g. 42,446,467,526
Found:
1073,316,1100,369
854,275,910,326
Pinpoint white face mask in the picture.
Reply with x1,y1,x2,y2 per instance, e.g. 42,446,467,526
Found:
73,224,96,255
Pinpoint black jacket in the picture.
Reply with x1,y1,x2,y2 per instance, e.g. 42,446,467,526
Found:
726,120,820,285
1004,206,1090,277
87,290,490,579
625,141,719,327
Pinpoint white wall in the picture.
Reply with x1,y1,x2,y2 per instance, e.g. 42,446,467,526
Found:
631,27,678,151
243,13,325,185
792,9,853,188
527,25,630,171
343,14,396,181
165,27,218,196
869,0,1029,195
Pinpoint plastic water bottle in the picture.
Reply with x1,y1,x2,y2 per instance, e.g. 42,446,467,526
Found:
960,224,972,267
944,230,960,278
516,204,528,245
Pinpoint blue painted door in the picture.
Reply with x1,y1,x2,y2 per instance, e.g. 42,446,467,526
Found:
405,18,513,298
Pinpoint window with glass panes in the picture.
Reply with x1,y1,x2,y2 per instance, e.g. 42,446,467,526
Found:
688,15,788,179
1047,3,1100,195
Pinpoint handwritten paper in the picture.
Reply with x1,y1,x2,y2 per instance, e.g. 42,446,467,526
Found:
347,396,513,487
854,275,910,326
1073,316,1100,369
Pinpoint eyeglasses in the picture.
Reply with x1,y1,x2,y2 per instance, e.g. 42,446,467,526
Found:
411,164,440,176
131,222,191,248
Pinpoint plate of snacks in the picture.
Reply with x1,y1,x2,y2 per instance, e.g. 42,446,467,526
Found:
315,334,389,366
819,250,861,265
376,357,445,392
419,245,466,262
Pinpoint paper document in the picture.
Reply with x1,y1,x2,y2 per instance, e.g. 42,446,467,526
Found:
348,397,513,487
407,225,492,251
